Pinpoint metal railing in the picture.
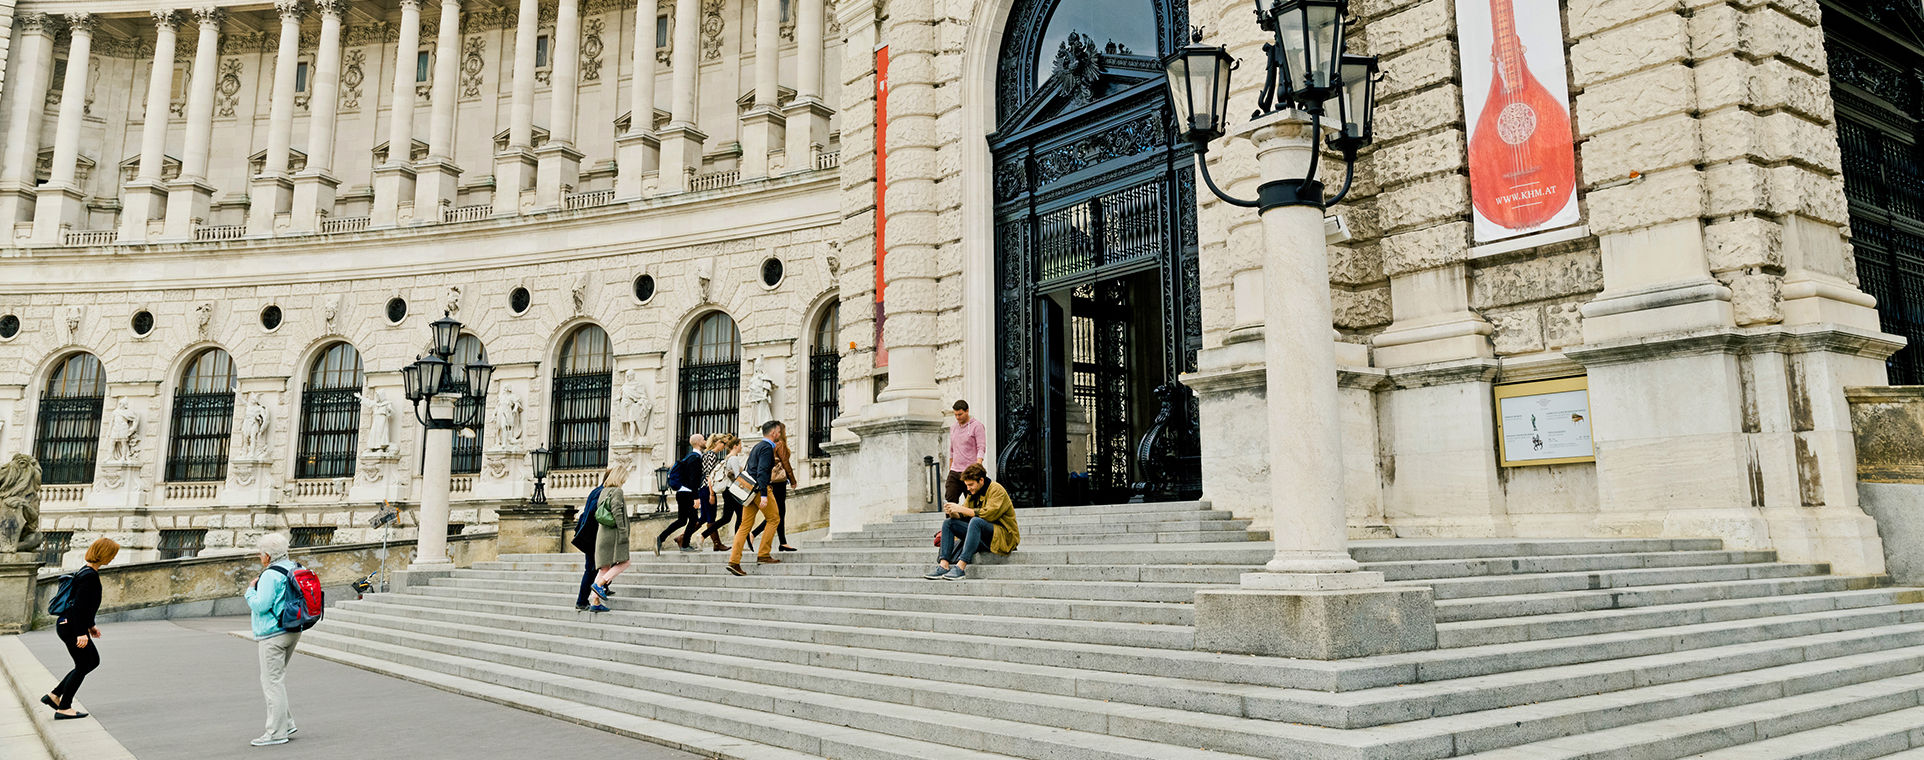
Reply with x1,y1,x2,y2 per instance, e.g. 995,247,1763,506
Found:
193,224,247,242
162,482,219,501
320,215,370,234
815,150,842,171
63,229,118,246
690,169,740,192
444,204,491,223
564,189,615,209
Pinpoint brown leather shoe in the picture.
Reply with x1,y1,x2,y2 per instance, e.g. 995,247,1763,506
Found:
726,563,747,576
757,556,782,564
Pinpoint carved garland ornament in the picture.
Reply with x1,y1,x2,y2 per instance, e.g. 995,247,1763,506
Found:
461,36,486,98
213,58,244,117
700,0,724,61
341,49,367,111
580,18,605,82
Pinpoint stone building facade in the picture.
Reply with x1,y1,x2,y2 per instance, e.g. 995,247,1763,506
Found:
0,0,1915,576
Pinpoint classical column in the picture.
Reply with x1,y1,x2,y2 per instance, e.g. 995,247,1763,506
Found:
783,0,831,172
493,0,539,215
0,14,58,237
739,0,787,180
163,8,225,241
119,10,182,242
413,395,458,570
292,0,346,233
373,0,424,227
32,13,97,244
613,0,660,199
414,0,464,218
656,0,705,194
247,1,304,236
534,0,584,209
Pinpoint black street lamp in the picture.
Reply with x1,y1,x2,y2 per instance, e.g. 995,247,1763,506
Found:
654,464,672,514
1163,0,1381,210
398,311,493,568
529,445,553,506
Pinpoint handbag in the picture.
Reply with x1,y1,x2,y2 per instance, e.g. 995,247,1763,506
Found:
728,473,755,503
594,492,617,527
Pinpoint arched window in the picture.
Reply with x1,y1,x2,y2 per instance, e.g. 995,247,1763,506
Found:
679,312,741,453
807,304,840,457
166,348,237,482
35,353,106,485
550,325,612,471
446,334,487,474
297,343,363,479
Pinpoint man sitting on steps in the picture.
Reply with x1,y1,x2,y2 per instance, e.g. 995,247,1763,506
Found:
923,463,1020,581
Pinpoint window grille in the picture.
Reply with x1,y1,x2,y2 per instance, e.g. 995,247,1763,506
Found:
157,529,206,560
679,312,741,456
297,343,363,479
290,526,336,548
38,532,72,566
551,325,612,471
167,348,237,482
808,304,840,457
35,353,106,485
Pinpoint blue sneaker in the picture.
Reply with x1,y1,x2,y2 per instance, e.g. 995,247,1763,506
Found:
943,567,968,581
589,604,612,613
922,565,948,580
592,583,612,598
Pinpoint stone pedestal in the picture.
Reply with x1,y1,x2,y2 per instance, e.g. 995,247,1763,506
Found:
656,124,707,194
246,174,294,235
534,142,584,210
0,553,44,634
413,157,462,219
119,179,168,242
161,178,217,240
30,183,86,244
371,164,418,228
783,97,834,174
289,171,341,233
493,148,537,215
350,449,403,503
474,448,530,501
1193,582,1437,659
0,182,36,233
739,107,787,180
828,405,946,535
614,131,660,199
496,503,571,555
222,459,280,507
86,461,147,509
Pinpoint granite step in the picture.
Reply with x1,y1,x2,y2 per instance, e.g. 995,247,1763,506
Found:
450,568,1229,603
1407,561,1833,601
1682,704,1924,760
821,529,1268,547
1434,575,1890,623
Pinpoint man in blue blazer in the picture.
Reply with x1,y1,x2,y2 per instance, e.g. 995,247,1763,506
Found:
727,420,785,576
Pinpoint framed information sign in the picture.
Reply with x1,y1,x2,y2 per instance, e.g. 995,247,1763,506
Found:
1493,376,1595,467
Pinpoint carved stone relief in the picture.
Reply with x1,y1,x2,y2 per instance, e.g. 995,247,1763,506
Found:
581,18,605,82
460,36,486,98
214,58,243,118
701,0,724,61
341,49,367,111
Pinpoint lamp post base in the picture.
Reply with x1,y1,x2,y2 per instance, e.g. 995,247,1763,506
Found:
1193,585,1436,659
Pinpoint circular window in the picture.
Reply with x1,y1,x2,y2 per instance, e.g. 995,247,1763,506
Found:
131,310,155,336
260,305,283,331
761,258,784,288
386,297,408,324
633,274,656,303
0,314,18,340
509,286,531,315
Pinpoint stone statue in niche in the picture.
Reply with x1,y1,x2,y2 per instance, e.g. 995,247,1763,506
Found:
498,385,524,446
0,454,43,553
239,393,274,460
107,398,141,463
743,357,776,427
616,370,654,444
195,302,213,335
356,388,394,452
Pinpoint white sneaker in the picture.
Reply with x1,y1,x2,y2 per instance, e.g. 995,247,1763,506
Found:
250,735,289,747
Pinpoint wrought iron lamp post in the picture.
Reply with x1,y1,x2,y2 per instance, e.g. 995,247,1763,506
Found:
1165,1,1414,641
529,445,552,506
654,465,672,513
399,312,494,569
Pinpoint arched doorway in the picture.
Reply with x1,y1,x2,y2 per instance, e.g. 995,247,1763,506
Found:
679,311,742,453
990,0,1201,507
36,352,107,485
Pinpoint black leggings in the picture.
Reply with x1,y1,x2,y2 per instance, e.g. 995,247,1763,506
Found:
752,482,789,546
657,490,701,546
50,621,99,710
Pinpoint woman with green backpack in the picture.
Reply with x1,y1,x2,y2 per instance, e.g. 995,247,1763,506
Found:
587,461,633,612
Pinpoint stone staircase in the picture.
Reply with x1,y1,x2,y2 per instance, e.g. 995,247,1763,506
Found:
297,500,1924,760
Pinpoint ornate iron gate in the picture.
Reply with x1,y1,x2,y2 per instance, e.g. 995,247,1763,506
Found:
1826,1,1924,383
990,0,1200,507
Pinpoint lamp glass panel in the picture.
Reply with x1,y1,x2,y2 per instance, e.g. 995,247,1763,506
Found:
420,355,448,396
430,316,461,357
1276,7,1309,96
530,447,551,478
1164,55,1194,133
1341,58,1371,139
1206,50,1233,131
1306,3,1341,90
401,363,423,401
465,361,494,399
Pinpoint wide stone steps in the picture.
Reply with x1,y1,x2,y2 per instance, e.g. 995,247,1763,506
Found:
312,505,1924,759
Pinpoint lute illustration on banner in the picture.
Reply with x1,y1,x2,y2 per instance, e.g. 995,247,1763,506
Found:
1467,0,1576,231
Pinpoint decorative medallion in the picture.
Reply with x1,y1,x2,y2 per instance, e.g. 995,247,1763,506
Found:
700,0,724,61
341,49,366,111
461,36,486,98
581,18,605,82
214,58,243,117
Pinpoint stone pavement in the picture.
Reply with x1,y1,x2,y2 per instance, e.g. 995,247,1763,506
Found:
18,616,699,760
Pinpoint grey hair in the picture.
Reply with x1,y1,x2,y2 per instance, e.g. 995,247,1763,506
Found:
257,532,291,562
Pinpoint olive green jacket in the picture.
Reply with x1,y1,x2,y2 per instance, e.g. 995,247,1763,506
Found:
968,481,1020,555
594,487,630,567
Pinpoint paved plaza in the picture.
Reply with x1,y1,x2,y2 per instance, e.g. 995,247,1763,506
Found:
16,617,698,760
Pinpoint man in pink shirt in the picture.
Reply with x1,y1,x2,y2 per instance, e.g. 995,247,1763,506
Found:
946,400,987,504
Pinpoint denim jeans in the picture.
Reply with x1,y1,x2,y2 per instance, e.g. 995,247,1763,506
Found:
938,517,995,564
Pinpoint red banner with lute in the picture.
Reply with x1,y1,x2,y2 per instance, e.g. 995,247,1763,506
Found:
1457,0,1580,243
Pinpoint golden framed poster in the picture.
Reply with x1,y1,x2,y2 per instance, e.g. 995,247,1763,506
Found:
1493,376,1595,467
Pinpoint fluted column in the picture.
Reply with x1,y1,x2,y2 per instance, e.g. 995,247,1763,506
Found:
493,0,539,215
292,0,346,233
535,0,584,209
163,8,225,240
33,13,97,243
247,1,304,236
0,14,58,236
414,0,464,217
784,0,832,173
613,0,660,198
118,11,182,242
373,0,424,227
740,0,787,180
657,0,705,193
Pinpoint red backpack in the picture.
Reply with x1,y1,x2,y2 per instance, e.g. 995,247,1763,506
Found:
269,564,325,632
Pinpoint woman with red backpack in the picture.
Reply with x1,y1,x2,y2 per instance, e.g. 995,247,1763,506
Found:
245,532,312,747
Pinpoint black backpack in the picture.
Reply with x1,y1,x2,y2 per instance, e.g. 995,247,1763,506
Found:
46,573,77,615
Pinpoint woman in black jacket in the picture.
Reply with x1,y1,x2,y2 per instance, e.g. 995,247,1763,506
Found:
43,537,118,719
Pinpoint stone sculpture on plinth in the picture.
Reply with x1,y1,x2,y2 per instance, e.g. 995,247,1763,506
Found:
0,453,43,553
